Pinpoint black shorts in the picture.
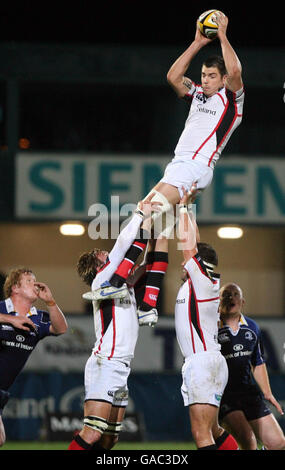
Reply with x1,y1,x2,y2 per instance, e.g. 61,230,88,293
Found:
219,390,271,422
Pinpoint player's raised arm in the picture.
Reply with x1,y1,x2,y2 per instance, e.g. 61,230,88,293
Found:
114,195,161,254
178,186,199,262
166,21,212,99
35,282,68,335
216,12,243,92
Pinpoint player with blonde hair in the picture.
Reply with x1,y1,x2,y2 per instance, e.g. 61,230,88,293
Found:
0,268,67,446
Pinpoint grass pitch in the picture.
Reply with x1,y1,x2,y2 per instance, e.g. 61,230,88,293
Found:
1,441,195,451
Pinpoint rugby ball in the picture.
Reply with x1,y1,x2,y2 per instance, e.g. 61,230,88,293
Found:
198,9,221,39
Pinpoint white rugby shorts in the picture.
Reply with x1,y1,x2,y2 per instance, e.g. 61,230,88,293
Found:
84,354,131,407
160,158,213,196
181,351,228,407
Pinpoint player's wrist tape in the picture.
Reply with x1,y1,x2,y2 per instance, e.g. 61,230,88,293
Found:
179,204,188,213
46,300,56,307
134,208,145,219
179,204,194,214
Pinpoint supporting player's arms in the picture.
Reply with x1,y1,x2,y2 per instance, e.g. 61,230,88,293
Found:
178,187,199,262
0,314,36,332
114,197,161,255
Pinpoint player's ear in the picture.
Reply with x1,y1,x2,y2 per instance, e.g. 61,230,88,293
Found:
11,283,19,294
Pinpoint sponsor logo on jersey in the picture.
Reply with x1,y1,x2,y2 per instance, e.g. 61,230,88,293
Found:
197,104,217,116
16,335,25,342
218,332,230,343
195,93,208,104
245,331,254,341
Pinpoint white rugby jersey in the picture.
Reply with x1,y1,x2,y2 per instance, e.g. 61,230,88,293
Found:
174,83,244,168
89,215,142,361
175,254,221,358
90,288,139,362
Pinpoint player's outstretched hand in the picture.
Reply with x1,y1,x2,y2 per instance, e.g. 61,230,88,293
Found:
215,11,228,39
9,315,36,332
179,183,198,205
137,193,162,219
194,20,214,46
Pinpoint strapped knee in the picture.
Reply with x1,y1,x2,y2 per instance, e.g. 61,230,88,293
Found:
145,190,175,238
83,415,109,434
104,421,123,436
144,190,172,218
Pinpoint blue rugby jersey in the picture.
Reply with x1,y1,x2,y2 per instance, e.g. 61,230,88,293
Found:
218,314,265,393
0,298,52,390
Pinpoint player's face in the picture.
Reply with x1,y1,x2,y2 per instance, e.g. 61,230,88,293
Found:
95,250,109,271
14,273,39,302
220,284,244,315
201,66,225,97
181,262,188,282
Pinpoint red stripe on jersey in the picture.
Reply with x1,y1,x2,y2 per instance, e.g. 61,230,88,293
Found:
94,307,104,354
192,99,230,161
192,256,210,280
191,282,207,351
108,301,116,360
217,92,226,107
188,280,196,353
208,92,238,167
197,296,220,302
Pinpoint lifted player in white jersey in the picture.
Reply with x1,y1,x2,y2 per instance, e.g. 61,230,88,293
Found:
93,13,244,307
175,188,238,450
68,197,162,451
146,12,244,226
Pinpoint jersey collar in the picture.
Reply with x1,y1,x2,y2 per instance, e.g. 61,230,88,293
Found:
239,314,248,325
5,297,38,317
220,313,248,328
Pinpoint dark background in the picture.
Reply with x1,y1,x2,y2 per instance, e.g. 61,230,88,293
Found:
0,2,281,47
